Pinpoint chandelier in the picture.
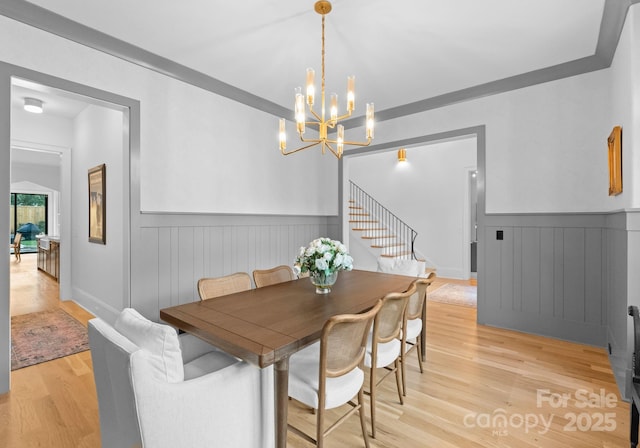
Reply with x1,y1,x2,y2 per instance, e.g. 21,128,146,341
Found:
278,0,374,159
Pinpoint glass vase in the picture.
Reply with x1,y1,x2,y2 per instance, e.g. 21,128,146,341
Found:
310,271,339,294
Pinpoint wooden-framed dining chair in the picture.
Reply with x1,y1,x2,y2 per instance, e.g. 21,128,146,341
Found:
628,305,640,448
252,265,296,288
11,232,22,262
364,283,416,438
288,300,383,448
197,272,252,301
400,273,436,396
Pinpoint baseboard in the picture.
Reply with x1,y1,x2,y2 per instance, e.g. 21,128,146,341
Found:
477,305,606,347
435,267,466,279
71,287,120,325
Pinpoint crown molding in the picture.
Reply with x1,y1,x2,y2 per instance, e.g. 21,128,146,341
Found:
0,0,289,118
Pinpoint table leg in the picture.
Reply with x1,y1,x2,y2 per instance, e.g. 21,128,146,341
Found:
274,356,290,448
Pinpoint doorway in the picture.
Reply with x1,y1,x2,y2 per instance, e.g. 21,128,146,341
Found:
339,126,485,313
469,169,478,280
2,66,135,392
10,78,89,312
343,136,478,280
9,142,66,318
10,192,48,254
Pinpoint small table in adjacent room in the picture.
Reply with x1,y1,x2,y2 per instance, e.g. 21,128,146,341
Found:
160,269,415,448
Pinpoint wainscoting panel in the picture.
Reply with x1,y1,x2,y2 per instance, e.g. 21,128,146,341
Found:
131,214,338,321
480,215,607,346
476,211,640,401
604,214,630,399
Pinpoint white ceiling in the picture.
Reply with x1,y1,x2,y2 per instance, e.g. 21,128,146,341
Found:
12,82,89,119
19,0,606,116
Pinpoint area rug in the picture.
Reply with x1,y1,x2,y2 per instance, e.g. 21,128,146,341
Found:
11,308,89,371
428,284,477,308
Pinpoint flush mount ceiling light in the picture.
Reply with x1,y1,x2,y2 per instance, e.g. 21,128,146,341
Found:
397,148,407,162
278,0,374,159
24,97,43,114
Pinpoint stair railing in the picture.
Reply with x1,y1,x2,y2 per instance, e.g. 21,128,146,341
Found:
349,181,418,260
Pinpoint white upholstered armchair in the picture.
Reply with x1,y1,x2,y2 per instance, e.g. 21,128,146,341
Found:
88,308,274,448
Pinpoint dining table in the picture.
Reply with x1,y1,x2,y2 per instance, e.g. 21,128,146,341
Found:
160,269,416,448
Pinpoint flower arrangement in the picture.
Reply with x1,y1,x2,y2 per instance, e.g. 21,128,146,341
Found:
294,237,354,277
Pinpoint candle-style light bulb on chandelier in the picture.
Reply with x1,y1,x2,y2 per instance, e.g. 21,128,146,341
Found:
278,0,374,159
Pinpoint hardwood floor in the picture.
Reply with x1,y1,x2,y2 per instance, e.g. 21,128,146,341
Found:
3,254,97,447
1,257,630,447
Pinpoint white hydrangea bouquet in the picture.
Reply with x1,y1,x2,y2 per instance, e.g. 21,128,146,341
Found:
294,237,353,293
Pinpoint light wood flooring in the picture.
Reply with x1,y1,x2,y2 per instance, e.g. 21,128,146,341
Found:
1,254,631,447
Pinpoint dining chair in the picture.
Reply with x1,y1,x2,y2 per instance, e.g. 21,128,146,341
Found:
364,283,415,438
288,300,383,448
628,305,640,448
400,273,436,396
252,265,296,288
197,272,252,301
88,308,273,448
11,232,22,262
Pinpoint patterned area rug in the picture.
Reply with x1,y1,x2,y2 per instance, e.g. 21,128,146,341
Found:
11,308,89,370
428,284,477,308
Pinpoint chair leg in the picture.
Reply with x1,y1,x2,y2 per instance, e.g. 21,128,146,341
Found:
632,399,639,448
416,338,424,373
394,359,404,405
357,388,370,448
317,404,325,448
370,367,377,438
401,349,407,397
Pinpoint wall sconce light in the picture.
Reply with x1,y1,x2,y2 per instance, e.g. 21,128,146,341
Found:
397,148,407,162
24,97,44,114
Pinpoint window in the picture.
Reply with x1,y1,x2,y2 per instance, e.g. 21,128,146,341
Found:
10,193,48,254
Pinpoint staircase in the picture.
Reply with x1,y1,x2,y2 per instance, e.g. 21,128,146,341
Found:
349,181,418,260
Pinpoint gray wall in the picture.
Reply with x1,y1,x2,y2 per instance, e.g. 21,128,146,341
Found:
480,213,607,346
604,212,629,398
126,214,339,322
478,210,640,399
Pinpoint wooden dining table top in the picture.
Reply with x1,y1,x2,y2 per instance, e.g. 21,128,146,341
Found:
160,269,416,368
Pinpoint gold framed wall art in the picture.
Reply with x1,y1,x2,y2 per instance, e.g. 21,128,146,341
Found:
608,126,622,196
88,164,106,244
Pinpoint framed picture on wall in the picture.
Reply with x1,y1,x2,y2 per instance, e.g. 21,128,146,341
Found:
88,164,106,244
608,126,622,196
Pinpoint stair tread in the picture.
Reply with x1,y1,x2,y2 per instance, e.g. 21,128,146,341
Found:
361,235,396,239
380,251,412,258
372,243,405,248
352,227,387,231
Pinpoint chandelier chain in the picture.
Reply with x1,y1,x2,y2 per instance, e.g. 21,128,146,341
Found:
321,14,326,121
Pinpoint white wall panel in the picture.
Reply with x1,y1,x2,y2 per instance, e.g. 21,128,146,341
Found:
0,15,338,215
347,69,611,214
71,105,126,318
